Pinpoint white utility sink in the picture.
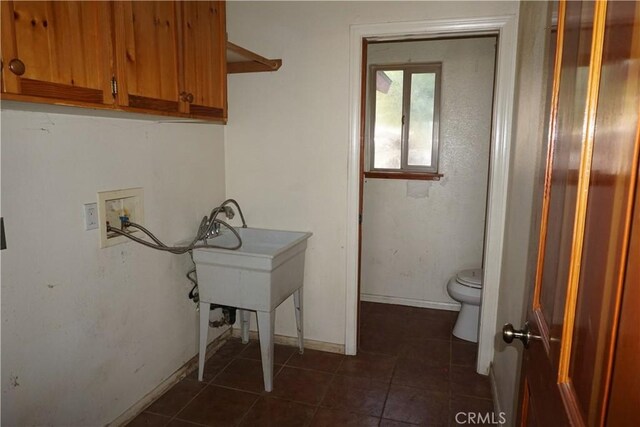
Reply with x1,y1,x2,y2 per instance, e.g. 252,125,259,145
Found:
192,227,312,391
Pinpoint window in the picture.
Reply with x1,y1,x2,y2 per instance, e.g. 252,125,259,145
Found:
368,63,441,177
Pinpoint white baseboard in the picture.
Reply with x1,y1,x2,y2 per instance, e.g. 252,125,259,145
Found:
109,327,233,427
231,329,345,355
360,293,460,311
489,363,507,426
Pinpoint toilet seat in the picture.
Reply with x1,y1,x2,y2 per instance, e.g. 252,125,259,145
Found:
456,268,483,289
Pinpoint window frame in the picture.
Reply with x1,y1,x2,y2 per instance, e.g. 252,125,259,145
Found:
367,62,442,177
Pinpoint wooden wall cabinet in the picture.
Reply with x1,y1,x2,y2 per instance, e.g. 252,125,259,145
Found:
1,1,115,106
1,0,228,122
181,1,227,120
112,1,184,115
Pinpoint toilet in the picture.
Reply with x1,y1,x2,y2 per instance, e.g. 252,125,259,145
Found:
447,268,483,343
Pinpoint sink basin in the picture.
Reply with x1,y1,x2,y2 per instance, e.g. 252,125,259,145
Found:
192,227,312,312
193,227,312,392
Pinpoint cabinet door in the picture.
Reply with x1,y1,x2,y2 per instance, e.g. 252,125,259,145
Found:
113,1,183,114
0,1,114,105
182,1,227,121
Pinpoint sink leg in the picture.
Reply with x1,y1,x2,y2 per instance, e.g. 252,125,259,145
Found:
240,309,251,344
198,302,210,382
256,310,275,392
294,288,304,354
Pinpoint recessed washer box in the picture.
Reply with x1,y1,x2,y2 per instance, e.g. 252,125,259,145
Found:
97,187,144,248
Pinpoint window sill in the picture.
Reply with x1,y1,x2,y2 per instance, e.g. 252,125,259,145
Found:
364,171,443,181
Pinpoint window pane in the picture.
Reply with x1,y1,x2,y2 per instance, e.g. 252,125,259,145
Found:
373,70,403,169
408,72,436,166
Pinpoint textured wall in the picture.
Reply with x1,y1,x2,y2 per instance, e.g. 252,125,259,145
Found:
225,1,519,344
361,37,496,308
493,1,552,424
1,109,228,426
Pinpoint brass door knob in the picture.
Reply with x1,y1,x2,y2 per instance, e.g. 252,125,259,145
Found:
9,58,25,76
502,322,541,348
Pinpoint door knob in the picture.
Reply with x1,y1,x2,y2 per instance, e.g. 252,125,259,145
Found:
180,91,194,103
502,322,541,348
8,58,25,76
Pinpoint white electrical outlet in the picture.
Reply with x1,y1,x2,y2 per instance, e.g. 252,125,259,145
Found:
97,188,144,248
84,203,99,230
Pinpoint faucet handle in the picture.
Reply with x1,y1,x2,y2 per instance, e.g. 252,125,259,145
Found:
223,206,235,220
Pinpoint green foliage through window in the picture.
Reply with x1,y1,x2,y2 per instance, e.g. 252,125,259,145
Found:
369,63,441,173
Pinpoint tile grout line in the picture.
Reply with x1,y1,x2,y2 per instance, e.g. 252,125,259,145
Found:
132,306,472,426
378,351,399,422
306,370,337,427
167,341,252,426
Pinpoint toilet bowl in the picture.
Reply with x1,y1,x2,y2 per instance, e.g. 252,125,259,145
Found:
447,268,483,343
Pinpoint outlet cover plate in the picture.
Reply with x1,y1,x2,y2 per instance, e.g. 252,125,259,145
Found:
97,187,144,248
84,203,99,230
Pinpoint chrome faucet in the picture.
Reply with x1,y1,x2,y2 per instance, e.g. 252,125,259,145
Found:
204,199,248,239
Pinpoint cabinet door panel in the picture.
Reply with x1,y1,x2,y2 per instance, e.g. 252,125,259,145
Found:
182,1,226,120
114,1,182,113
1,1,113,104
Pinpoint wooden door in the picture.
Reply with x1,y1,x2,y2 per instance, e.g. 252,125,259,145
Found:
181,1,227,121
0,1,114,105
113,1,183,114
517,0,640,426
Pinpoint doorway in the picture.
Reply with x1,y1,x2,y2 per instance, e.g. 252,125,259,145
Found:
345,15,520,376
359,35,496,355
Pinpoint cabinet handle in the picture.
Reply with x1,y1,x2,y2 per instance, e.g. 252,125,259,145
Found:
180,91,194,103
9,58,25,76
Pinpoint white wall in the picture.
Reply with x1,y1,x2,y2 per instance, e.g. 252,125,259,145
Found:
361,38,495,307
493,1,552,425
225,1,519,345
1,108,227,426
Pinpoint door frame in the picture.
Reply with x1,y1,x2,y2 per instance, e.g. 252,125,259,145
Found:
345,14,519,374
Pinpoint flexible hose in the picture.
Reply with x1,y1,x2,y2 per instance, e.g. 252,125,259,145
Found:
105,201,247,308
106,217,242,254
211,199,247,228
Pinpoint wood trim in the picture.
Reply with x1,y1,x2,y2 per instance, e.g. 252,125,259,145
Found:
219,1,228,117
20,79,104,104
533,0,566,311
227,60,282,74
533,307,551,356
557,0,608,389
605,137,640,425
520,378,530,427
227,41,282,73
601,112,640,426
0,93,227,124
128,95,180,113
1,0,20,94
558,381,587,426
189,104,224,119
176,0,187,114
600,9,640,422
111,1,130,107
364,171,443,181
99,1,115,105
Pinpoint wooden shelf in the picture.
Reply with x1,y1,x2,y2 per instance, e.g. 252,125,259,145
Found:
227,41,282,74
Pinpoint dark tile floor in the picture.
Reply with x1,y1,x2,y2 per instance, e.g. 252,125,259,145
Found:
127,302,494,427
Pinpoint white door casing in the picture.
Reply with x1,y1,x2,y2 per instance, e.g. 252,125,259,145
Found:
346,14,519,375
